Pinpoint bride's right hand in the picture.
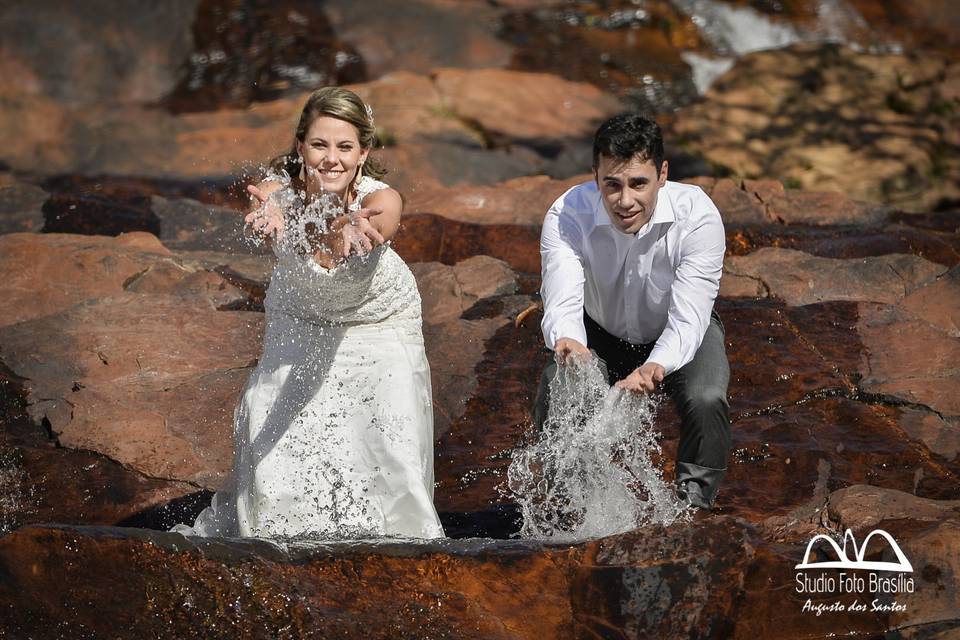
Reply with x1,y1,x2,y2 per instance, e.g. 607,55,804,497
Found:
244,184,284,240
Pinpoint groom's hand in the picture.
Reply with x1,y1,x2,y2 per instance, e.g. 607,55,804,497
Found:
554,338,590,366
616,362,665,394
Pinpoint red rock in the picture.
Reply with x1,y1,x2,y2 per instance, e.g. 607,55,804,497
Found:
42,192,160,236
724,248,946,306
393,214,542,275
326,0,512,78
849,0,960,55
719,271,766,298
709,178,769,225
415,258,521,441
404,174,588,225
898,265,960,337
893,519,960,630
124,262,249,310
742,178,786,204
713,298,960,521
0,359,199,532
725,396,954,521
0,232,266,328
824,484,960,533
724,222,960,268
767,190,892,226
898,407,960,462
433,68,623,143
0,90,293,178
433,296,548,512
858,303,960,418
347,71,474,146
0,293,262,487
413,256,518,325
0,517,758,639
695,177,892,226
0,233,165,327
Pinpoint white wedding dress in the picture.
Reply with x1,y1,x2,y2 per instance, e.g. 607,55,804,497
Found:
173,176,444,539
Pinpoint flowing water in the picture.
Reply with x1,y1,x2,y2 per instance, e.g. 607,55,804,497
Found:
674,0,901,93
506,357,687,542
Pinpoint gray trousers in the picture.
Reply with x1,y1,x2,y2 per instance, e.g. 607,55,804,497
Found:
533,311,731,508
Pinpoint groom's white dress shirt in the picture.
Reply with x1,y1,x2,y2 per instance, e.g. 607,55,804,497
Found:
540,179,725,376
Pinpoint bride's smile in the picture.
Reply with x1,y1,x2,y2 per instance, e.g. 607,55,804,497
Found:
298,115,370,198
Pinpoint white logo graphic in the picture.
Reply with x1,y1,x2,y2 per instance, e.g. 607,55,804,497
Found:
795,528,913,572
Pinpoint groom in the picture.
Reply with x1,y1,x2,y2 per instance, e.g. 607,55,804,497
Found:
534,113,731,510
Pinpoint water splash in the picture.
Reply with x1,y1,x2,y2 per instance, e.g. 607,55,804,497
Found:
673,0,902,93
506,357,687,542
0,447,33,535
243,168,378,270
245,169,341,255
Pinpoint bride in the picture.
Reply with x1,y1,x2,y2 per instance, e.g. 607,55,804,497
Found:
173,87,444,539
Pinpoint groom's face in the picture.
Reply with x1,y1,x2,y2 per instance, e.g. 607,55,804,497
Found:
595,154,668,235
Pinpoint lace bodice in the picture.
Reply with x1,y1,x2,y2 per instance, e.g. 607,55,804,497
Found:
350,176,390,209
265,176,421,326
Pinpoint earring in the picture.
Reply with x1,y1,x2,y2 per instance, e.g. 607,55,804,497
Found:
297,154,305,181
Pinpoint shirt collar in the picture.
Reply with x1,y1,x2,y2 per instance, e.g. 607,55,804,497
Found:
591,181,676,238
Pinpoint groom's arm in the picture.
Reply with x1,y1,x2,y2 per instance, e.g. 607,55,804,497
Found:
540,193,589,358
646,189,725,375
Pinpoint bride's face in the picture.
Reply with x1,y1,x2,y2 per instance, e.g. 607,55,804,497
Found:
297,116,370,197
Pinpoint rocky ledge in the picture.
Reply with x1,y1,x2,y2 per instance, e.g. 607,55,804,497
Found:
0,487,957,640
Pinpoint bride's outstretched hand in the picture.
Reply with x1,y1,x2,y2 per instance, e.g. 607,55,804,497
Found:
244,184,284,240
332,208,385,258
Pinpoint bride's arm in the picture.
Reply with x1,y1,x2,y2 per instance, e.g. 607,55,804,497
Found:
358,187,403,242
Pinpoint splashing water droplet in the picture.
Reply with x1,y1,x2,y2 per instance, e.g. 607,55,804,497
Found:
506,357,687,542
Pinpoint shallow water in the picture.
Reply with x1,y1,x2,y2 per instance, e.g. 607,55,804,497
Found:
506,357,687,542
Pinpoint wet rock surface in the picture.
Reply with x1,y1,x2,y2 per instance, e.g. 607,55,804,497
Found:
2,5,960,637
163,0,365,112
1,509,957,639
0,517,759,640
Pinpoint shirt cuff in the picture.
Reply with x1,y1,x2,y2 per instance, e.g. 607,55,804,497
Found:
547,321,588,351
645,345,679,377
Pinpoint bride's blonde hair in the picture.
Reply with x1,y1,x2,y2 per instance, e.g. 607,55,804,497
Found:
271,86,386,181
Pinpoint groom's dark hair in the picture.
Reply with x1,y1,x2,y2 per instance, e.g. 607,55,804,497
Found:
592,114,665,176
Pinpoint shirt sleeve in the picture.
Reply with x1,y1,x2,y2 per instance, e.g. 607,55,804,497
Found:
540,196,588,351
646,191,725,375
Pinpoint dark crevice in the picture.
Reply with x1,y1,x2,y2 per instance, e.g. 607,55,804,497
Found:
121,266,152,290
734,385,948,422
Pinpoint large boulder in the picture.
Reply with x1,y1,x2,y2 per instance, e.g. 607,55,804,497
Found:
722,248,946,306
432,68,623,145
0,293,261,487
0,356,199,535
